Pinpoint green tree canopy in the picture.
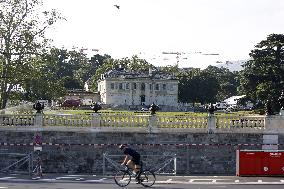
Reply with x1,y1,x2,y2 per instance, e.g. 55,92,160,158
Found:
178,66,238,105
0,0,64,108
239,34,284,111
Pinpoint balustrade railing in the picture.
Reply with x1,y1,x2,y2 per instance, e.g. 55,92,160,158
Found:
0,114,34,126
100,114,149,128
0,113,279,133
156,115,207,129
216,115,265,130
43,114,92,127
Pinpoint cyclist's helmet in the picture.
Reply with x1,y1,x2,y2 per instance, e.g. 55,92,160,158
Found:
119,144,126,150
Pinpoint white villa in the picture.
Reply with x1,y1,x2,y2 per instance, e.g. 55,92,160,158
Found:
97,69,179,108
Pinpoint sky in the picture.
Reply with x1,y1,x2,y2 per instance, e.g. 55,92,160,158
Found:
44,0,284,69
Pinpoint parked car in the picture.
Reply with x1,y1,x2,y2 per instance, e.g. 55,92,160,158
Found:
61,99,82,107
214,101,229,110
141,107,149,111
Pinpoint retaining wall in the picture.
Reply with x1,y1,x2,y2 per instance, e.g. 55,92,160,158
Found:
1,129,283,175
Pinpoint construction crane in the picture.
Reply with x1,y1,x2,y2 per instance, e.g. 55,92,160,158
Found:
71,46,100,54
161,51,202,67
160,51,220,67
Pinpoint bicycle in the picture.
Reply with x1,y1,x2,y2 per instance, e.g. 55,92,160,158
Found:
114,162,156,187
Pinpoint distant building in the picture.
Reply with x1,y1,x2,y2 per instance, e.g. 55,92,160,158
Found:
97,69,179,107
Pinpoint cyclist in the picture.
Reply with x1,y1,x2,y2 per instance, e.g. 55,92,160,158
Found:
119,144,141,176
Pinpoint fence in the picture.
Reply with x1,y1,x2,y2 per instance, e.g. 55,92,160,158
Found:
0,153,33,175
0,112,283,133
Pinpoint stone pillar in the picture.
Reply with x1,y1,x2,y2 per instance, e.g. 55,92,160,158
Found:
264,115,284,134
92,113,101,127
34,113,43,127
262,134,278,150
207,114,216,134
148,114,158,133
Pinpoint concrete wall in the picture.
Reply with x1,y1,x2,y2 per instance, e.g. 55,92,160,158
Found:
1,129,283,175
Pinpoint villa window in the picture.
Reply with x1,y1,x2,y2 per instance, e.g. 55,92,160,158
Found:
111,83,114,89
141,83,145,91
126,83,129,89
155,84,159,90
119,83,123,89
163,84,166,90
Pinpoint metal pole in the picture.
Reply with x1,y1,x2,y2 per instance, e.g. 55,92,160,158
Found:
102,153,106,175
174,155,177,175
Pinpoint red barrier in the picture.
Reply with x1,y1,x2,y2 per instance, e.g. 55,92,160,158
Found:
236,150,284,176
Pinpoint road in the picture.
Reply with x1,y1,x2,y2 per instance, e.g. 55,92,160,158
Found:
0,174,284,189
1,182,284,189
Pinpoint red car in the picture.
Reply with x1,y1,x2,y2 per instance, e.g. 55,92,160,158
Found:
61,99,82,107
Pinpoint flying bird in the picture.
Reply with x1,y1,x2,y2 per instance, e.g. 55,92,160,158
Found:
114,5,120,9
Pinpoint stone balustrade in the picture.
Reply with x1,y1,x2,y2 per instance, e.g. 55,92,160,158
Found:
1,113,284,133
0,114,34,126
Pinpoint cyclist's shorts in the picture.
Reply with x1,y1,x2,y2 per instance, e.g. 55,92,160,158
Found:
132,156,140,165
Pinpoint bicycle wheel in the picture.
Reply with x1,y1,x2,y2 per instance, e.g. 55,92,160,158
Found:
114,170,131,187
139,170,156,187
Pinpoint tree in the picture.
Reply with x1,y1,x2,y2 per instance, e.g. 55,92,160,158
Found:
203,66,238,101
178,68,219,105
23,56,66,102
239,34,284,111
75,54,111,85
0,0,64,109
48,48,87,90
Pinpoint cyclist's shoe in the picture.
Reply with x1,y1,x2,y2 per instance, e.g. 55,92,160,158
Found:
135,178,141,184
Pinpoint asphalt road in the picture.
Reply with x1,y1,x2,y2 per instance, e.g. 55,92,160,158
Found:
1,182,284,189
0,174,284,189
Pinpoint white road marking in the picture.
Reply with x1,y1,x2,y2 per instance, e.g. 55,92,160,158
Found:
99,178,107,181
281,180,284,183
41,179,56,181
235,180,239,183
188,179,228,182
258,180,262,183
56,176,80,179
0,177,15,180
87,180,107,182
75,178,85,181
31,177,41,180
0,187,8,189
166,179,172,182
65,175,88,177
